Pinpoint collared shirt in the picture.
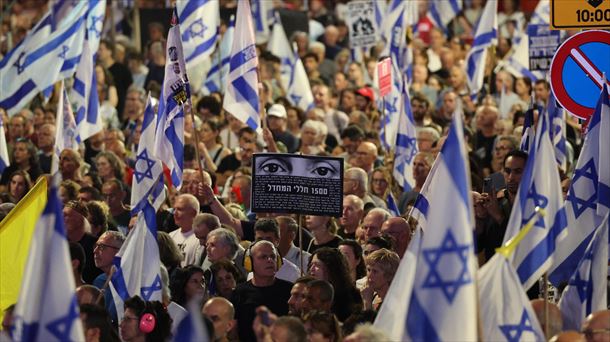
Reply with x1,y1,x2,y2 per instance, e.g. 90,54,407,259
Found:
284,244,311,272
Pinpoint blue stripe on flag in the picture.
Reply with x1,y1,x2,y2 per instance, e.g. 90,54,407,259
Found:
73,77,86,96
185,32,219,63
179,0,204,22
443,120,470,206
516,208,567,283
229,45,256,71
0,80,37,109
60,55,80,72
473,30,497,47
232,75,260,113
414,194,429,217
449,0,461,13
406,294,442,342
599,183,610,208
22,17,83,69
111,257,130,300
246,117,259,130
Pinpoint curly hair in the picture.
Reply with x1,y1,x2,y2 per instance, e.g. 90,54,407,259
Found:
169,265,205,306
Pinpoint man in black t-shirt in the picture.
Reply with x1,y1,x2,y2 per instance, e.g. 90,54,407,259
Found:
231,240,292,342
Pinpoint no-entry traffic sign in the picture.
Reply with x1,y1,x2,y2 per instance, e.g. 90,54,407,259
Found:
549,30,610,120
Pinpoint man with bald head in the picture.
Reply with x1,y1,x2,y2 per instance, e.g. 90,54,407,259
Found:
550,331,586,342
530,299,563,339
344,167,385,211
381,217,411,257
340,195,364,239
581,310,610,342
202,297,236,342
352,142,378,174
361,208,391,242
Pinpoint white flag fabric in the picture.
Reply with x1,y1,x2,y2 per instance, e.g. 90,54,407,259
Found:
154,11,190,190
12,186,85,342
173,300,210,342
267,16,293,92
110,202,163,321
499,33,542,81
548,93,568,170
72,39,102,144
286,48,315,112
549,83,610,285
0,2,87,115
405,110,478,341
223,0,261,131
530,0,550,25
251,0,273,44
374,0,387,42
478,254,545,341
52,0,106,54
131,94,166,213
393,75,418,191
201,15,234,94
0,116,9,173
427,0,463,34
502,103,567,290
177,0,219,69
52,81,78,175
465,0,497,100
558,213,608,331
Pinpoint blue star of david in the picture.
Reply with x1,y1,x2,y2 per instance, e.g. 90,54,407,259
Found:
45,297,79,340
13,52,26,74
290,94,302,105
421,230,472,303
402,136,418,164
569,248,593,301
385,97,398,115
141,275,162,300
520,183,548,228
188,19,207,39
58,45,69,59
134,149,156,183
568,158,598,219
89,15,103,38
499,309,537,342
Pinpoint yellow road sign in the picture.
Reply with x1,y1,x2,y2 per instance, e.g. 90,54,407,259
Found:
551,0,610,29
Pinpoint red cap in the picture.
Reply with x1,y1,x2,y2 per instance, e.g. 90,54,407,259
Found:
356,87,374,102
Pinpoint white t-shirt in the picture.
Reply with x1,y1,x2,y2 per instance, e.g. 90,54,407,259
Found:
247,258,301,283
169,228,200,267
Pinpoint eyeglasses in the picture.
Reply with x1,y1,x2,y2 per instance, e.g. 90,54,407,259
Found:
372,178,387,184
121,315,139,322
581,329,610,339
94,243,120,251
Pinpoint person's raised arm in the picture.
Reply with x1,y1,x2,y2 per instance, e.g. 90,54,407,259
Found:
199,183,244,238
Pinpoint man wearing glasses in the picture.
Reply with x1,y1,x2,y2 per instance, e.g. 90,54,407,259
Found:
92,231,126,326
581,310,610,342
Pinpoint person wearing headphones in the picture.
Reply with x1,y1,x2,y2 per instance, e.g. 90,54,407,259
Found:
119,296,172,342
231,240,292,342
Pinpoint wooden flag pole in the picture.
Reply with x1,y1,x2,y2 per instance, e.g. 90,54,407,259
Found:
188,103,207,183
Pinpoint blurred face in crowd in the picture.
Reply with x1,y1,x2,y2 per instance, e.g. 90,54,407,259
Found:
305,215,329,232
185,271,205,302
102,182,125,210
202,299,235,341
9,116,25,140
119,308,144,342
206,235,232,262
94,233,121,272
9,174,27,200
353,142,376,171
411,98,428,122
96,156,114,180
366,262,389,292
301,125,318,147
341,91,356,112
288,282,308,316
339,244,359,275
37,124,55,150
173,196,197,230
334,73,349,92
371,170,388,197
442,92,458,117
362,212,385,241
12,141,30,165
340,196,363,229
63,206,85,241
251,242,278,277
503,155,526,196
412,154,432,185
494,139,513,161
215,268,237,299
308,255,327,280
60,150,80,176
534,82,550,104
313,85,329,109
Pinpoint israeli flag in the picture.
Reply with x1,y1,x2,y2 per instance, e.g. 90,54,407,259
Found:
502,104,567,290
251,0,273,44
267,14,293,91
0,2,87,115
52,81,78,175
393,75,418,191
223,0,261,130
548,93,568,170
177,0,219,69
110,200,163,321
410,155,441,232
52,0,105,53
405,110,478,341
380,0,403,49
374,0,387,41
132,94,166,214
72,40,102,144
558,213,608,331
478,253,545,341
465,0,497,100
11,186,85,342
201,15,234,94
499,33,542,81
0,116,9,174
154,10,190,190
530,0,550,25
387,193,400,217
427,0,463,34
519,107,536,153
549,83,610,285
173,301,210,342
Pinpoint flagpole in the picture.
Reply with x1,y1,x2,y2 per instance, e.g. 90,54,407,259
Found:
216,39,222,90
543,273,550,340
96,267,116,305
188,105,207,182
487,45,496,98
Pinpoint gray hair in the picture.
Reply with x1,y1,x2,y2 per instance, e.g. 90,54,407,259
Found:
345,167,368,192
208,228,240,258
193,213,221,231
101,230,126,247
417,127,440,142
177,193,200,213
367,208,391,222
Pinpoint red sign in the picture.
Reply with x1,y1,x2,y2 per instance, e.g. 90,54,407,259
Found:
377,58,392,97
549,30,610,120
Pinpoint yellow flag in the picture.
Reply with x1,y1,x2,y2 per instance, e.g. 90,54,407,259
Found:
0,177,47,325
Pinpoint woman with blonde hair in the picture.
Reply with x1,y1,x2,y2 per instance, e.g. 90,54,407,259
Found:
305,215,342,253
361,248,400,311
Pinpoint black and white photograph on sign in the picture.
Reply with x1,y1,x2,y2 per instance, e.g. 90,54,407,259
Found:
347,0,376,48
251,153,343,217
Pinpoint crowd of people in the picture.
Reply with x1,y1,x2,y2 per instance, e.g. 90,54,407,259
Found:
1,0,608,341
